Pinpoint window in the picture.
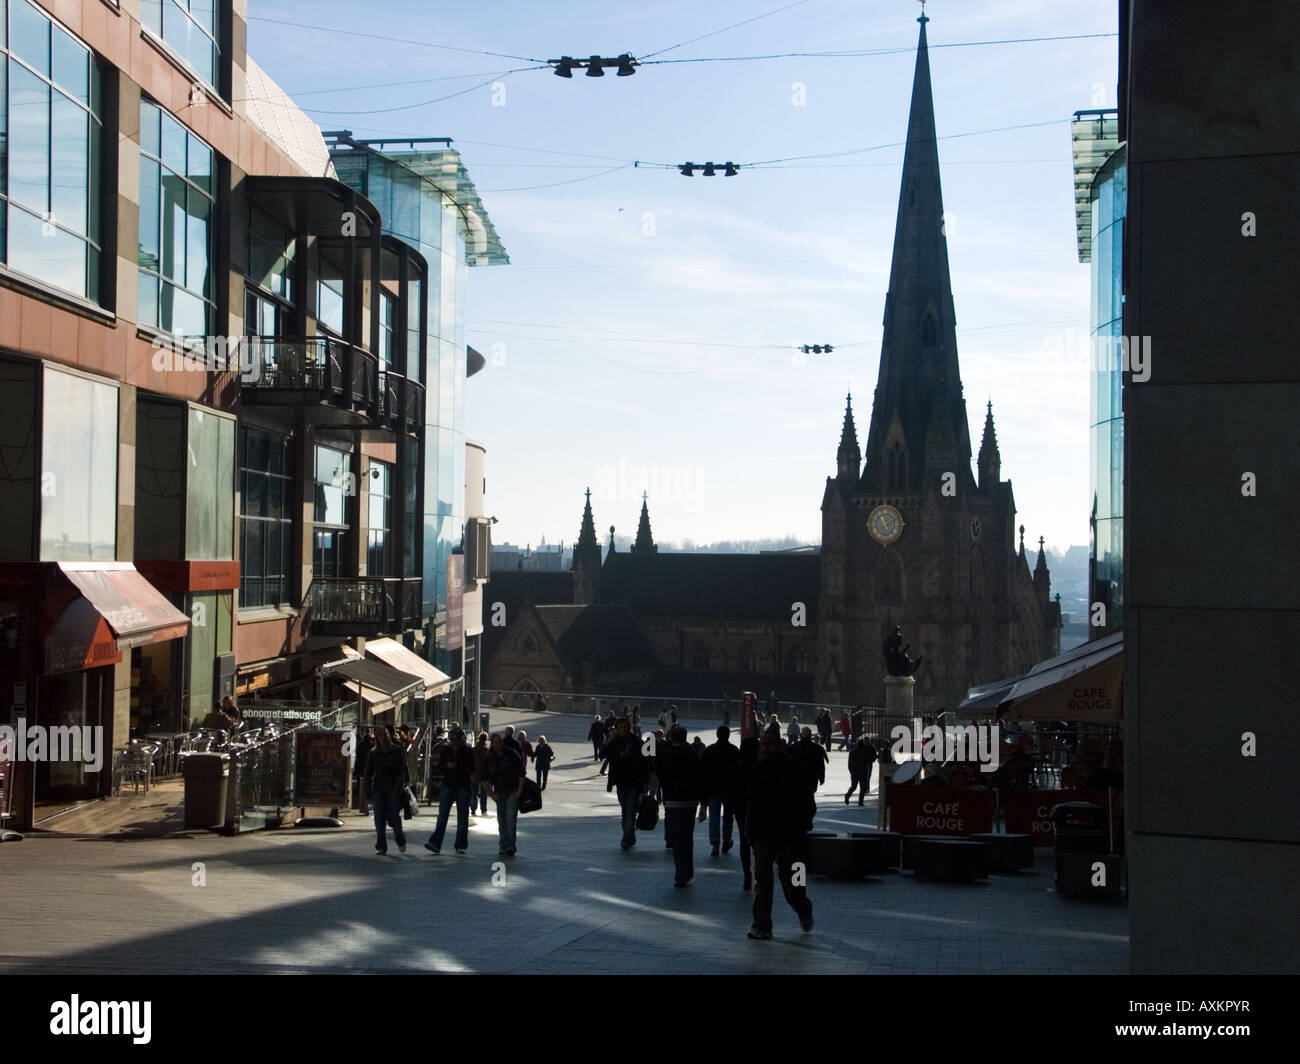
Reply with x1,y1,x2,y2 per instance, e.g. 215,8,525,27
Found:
316,243,344,335
378,292,394,373
366,460,392,576
0,358,39,560
40,367,117,560
247,206,293,305
312,443,351,578
238,427,293,608
185,407,234,560
138,100,216,338
921,311,937,345
1,0,104,302
141,0,220,91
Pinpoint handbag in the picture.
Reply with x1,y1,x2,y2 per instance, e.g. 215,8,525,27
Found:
636,794,660,830
400,784,418,820
519,778,543,814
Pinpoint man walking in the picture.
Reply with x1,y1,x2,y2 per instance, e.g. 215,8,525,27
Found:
816,708,833,750
702,725,740,857
425,728,475,854
604,717,648,850
657,725,707,888
733,735,760,891
588,715,606,761
792,726,828,797
746,725,815,938
365,725,409,855
846,736,878,805
482,733,525,857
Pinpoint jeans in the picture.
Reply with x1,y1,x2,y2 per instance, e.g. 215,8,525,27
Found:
429,784,471,851
592,740,602,760
471,783,488,815
751,837,812,932
616,784,640,845
707,795,734,846
665,806,697,885
372,791,405,852
536,765,549,790
494,793,519,852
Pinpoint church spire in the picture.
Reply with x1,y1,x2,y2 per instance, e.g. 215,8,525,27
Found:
1034,535,1052,604
572,488,602,605
632,492,657,553
606,525,617,561
861,12,974,495
977,399,1001,488
836,393,861,480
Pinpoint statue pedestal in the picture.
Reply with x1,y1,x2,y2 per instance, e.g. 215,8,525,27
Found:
884,674,915,717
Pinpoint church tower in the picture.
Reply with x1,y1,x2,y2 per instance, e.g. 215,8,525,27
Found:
817,12,1058,710
631,493,658,553
572,488,602,605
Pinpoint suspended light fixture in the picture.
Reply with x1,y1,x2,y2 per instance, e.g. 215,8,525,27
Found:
723,161,739,176
552,56,575,78
679,162,695,176
702,162,716,176
586,55,604,76
615,53,637,76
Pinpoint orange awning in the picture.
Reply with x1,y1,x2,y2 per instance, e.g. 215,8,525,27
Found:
57,563,190,650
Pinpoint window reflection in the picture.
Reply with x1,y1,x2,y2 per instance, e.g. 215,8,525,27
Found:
40,368,117,561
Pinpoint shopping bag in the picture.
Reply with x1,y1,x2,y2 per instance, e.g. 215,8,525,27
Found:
636,794,660,830
519,778,543,814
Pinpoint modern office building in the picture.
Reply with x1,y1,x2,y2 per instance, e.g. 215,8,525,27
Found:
326,136,507,681
1121,0,1300,972
1072,109,1124,638
0,0,504,825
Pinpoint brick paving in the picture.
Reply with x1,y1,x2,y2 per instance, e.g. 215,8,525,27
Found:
0,710,1128,974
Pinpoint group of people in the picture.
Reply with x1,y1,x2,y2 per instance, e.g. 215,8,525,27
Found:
199,696,243,733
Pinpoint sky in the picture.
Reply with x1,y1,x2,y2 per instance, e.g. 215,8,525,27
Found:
247,0,1118,555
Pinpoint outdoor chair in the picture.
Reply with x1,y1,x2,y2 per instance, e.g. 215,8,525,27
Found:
121,743,158,794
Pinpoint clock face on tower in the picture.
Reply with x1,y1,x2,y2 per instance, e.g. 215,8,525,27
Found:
867,504,904,545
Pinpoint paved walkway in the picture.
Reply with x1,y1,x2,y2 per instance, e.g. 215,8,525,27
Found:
0,711,1128,974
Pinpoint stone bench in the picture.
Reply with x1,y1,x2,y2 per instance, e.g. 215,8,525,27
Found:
906,837,990,882
805,833,895,878
970,832,1034,872
850,831,902,870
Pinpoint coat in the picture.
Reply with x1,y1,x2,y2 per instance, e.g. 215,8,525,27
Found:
745,751,815,843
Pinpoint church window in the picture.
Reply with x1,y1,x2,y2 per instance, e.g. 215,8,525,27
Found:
519,632,537,656
886,440,908,492
691,642,710,671
922,312,937,345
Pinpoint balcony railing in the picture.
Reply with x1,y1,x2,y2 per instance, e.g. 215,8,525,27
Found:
306,576,423,635
242,337,378,423
377,371,426,437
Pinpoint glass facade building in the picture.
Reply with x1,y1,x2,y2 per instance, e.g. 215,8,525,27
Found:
329,141,506,673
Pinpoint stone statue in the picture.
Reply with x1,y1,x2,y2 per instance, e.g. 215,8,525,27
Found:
883,626,923,677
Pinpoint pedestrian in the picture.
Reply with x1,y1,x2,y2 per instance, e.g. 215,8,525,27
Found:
491,691,506,708
482,732,525,857
425,728,475,854
587,715,606,761
603,717,648,850
354,726,374,816
604,707,617,731
365,725,409,855
793,726,828,796
657,725,707,888
533,735,555,790
746,725,815,939
702,725,740,857
722,692,732,728
470,731,491,817
733,735,760,891
850,706,864,743
517,729,534,771
669,705,678,728
837,711,852,751
786,716,800,746
503,725,523,759
424,726,448,802
533,692,549,713
632,706,642,736
816,707,833,749
691,735,706,758
845,736,877,805
658,709,669,732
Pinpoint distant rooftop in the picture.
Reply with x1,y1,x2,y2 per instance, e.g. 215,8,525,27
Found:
1071,109,1122,263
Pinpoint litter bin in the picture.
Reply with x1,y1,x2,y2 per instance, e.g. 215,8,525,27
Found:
479,712,490,734
182,753,229,829
1053,801,1118,897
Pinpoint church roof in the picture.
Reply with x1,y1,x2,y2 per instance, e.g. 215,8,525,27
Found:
534,603,658,669
643,669,815,703
600,552,819,622
481,570,575,665
861,14,975,494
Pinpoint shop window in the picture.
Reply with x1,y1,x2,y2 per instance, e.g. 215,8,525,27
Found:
1,1,105,302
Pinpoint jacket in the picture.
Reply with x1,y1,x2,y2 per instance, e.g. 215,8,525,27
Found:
702,739,741,796
657,742,706,808
792,738,827,787
745,751,816,843
365,743,408,796
534,742,555,767
848,741,878,775
471,744,489,784
587,720,606,742
483,747,525,794
438,744,477,789
603,733,647,790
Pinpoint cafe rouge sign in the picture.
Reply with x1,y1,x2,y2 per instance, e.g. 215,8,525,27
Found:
889,787,994,836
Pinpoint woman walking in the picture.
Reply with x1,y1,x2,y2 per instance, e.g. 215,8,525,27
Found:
533,735,556,790
482,732,525,856
470,731,491,817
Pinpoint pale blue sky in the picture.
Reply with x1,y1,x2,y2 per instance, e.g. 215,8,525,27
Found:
249,0,1118,555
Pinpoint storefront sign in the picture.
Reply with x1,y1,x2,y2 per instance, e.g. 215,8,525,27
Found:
1002,788,1107,846
135,560,241,592
889,785,994,836
293,729,351,806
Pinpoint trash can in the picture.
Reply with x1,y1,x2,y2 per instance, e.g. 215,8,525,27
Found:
479,712,490,734
182,753,229,829
1053,801,1117,897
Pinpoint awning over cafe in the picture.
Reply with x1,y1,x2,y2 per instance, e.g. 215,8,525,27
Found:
957,631,1124,723
325,656,424,716
358,638,452,697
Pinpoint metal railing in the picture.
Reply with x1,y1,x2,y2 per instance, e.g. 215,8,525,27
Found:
243,337,378,412
231,706,354,827
306,576,423,633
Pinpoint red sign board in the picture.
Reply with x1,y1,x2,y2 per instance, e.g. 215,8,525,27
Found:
1001,788,1107,846
446,555,464,651
889,785,994,836
740,691,757,739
